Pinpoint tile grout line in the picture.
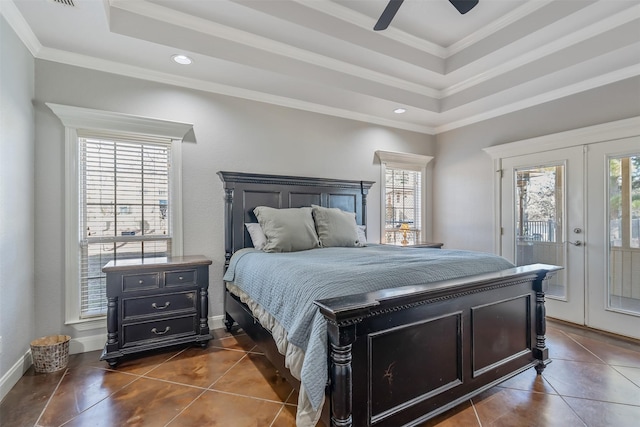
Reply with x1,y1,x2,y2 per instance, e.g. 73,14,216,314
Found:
33,368,69,427
269,404,287,427
206,351,251,390
58,376,143,427
610,365,640,389
163,351,253,426
469,398,483,427
49,349,187,427
162,386,212,427
544,327,630,426
554,328,610,365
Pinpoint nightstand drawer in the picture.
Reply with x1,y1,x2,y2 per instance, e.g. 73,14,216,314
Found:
122,291,197,320
122,273,160,291
165,269,197,287
122,315,197,347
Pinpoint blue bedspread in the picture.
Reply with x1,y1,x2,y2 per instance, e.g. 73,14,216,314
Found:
223,244,514,410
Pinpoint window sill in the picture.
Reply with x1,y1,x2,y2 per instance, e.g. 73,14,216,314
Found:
65,316,107,331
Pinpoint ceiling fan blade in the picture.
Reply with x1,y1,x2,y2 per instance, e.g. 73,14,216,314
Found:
449,0,479,14
374,0,405,31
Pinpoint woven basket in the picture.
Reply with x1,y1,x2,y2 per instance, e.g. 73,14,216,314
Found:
30,335,70,373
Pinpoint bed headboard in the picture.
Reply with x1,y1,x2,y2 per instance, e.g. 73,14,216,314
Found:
217,171,374,264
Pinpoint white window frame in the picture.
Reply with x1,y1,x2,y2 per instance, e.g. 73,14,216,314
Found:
47,103,193,330
375,150,434,243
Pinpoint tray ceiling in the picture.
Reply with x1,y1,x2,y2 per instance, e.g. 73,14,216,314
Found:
4,0,640,134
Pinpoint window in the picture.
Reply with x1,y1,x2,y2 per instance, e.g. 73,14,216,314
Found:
375,151,433,245
385,168,422,244
48,103,192,327
79,135,173,318
609,155,640,249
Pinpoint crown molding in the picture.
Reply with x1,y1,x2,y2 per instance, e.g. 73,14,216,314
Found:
0,0,41,57
37,47,436,135
436,63,640,134
35,43,640,137
294,0,448,58
483,116,640,159
447,0,553,56
443,3,640,97
7,0,636,137
109,0,440,98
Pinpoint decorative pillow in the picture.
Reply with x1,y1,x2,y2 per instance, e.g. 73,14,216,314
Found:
245,223,267,250
253,206,320,253
356,225,367,247
311,205,360,247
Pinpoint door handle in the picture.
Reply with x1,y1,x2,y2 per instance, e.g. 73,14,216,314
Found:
567,240,583,246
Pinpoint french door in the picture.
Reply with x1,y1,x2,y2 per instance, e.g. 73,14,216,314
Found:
586,137,640,339
501,147,585,324
500,139,640,339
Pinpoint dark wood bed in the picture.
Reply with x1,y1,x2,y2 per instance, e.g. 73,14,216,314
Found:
218,171,559,427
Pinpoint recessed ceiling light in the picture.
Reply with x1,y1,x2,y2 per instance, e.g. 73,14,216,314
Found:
172,54,193,65
393,108,407,114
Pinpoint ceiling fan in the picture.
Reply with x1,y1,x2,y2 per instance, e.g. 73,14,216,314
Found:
374,0,479,31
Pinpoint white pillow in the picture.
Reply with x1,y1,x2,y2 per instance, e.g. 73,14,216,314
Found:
356,225,367,246
245,223,267,250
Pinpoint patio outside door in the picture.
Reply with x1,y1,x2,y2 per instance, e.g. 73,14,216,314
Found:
501,146,585,325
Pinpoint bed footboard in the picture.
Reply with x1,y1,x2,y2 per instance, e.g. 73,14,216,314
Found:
315,263,558,427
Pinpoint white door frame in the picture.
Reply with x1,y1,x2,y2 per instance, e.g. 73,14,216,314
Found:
500,147,585,324
586,137,640,339
483,117,640,333
484,117,640,255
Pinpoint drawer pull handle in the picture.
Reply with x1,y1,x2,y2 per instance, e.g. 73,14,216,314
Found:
152,302,171,310
151,326,171,335
138,280,144,284
178,276,183,280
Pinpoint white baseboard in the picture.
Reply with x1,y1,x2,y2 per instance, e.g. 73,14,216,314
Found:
0,337,104,402
210,314,225,331
69,333,106,354
0,315,227,401
0,350,32,402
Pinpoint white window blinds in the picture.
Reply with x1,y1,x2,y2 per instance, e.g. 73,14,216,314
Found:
78,135,172,318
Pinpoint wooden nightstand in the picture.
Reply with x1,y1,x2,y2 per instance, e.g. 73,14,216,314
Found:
100,255,213,367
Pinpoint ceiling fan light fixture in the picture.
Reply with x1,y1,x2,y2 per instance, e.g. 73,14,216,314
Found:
172,54,193,65
393,108,407,114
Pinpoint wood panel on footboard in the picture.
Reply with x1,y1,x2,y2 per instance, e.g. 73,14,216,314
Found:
315,263,559,427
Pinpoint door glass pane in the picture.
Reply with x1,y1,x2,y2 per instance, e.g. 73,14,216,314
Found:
515,166,565,297
608,154,640,314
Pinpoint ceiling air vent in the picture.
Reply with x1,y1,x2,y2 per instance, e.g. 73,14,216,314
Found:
50,0,75,6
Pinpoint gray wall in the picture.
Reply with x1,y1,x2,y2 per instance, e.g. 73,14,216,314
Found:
0,17,35,381
434,76,640,252
33,60,435,342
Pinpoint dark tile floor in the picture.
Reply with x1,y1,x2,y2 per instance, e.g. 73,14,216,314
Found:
1,320,639,426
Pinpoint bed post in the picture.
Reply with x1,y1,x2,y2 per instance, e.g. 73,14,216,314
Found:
533,270,551,374
223,186,234,269
327,321,356,427
360,181,368,229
